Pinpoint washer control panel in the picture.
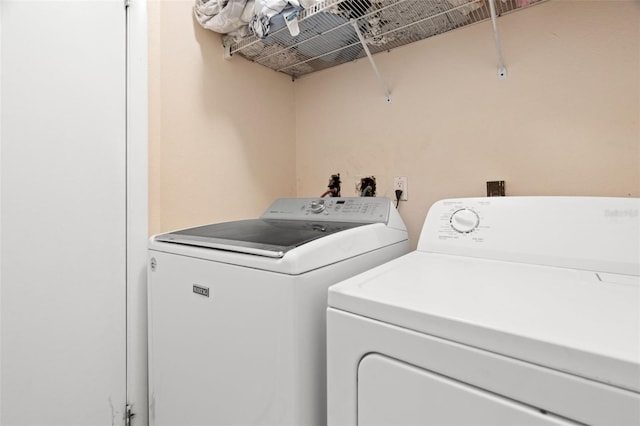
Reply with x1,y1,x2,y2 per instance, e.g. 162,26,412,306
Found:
261,197,391,224
310,199,326,214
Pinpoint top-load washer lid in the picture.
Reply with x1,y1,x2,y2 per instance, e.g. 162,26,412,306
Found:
154,219,365,258
152,197,408,260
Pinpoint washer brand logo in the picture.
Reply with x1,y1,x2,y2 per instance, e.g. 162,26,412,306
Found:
193,285,209,297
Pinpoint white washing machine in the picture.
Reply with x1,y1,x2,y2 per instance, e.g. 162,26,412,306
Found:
328,197,640,426
148,197,408,426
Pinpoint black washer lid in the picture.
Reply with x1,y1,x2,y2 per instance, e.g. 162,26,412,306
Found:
154,219,366,258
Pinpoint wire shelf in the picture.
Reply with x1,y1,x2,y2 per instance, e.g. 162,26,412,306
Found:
227,0,546,78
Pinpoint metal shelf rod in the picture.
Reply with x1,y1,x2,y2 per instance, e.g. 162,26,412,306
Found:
352,21,391,103
488,0,507,79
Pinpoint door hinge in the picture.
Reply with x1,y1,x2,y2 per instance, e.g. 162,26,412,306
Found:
125,404,135,426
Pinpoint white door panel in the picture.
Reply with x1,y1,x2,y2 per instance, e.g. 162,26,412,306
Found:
1,1,127,424
358,354,577,426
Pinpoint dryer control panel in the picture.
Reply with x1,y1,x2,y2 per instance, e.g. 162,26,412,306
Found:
428,199,492,243
418,197,640,276
449,208,481,234
261,197,392,224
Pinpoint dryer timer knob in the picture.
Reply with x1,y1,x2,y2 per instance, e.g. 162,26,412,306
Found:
450,208,480,233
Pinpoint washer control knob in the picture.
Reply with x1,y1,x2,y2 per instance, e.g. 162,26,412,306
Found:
450,208,479,233
310,199,326,214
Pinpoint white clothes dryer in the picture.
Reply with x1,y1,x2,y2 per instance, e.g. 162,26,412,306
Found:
148,197,408,426
328,197,639,426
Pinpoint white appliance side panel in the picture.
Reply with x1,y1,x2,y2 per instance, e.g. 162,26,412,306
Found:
1,1,127,425
148,240,408,426
148,251,297,426
358,354,577,426
287,240,409,426
419,197,640,275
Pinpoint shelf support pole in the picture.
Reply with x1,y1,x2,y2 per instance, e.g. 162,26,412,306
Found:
488,0,507,80
352,21,391,103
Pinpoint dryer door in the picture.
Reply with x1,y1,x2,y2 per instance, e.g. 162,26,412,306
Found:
357,354,578,426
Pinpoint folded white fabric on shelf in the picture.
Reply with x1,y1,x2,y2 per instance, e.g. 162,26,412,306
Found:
194,0,255,34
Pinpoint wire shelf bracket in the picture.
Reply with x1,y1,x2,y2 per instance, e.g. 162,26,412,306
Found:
352,20,392,103
488,0,507,80
223,0,547,80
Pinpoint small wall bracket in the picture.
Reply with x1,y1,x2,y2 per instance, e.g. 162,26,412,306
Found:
498,66,507,80
352,21,392,103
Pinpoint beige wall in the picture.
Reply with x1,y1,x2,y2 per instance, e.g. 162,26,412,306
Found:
294,0,640,248
150,1,639,247
149,0,296,235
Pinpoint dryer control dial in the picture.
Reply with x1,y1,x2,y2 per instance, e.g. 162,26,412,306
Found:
310,199,326,214
450,208,480,233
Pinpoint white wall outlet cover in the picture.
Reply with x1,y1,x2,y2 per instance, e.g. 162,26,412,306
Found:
393,177,408,201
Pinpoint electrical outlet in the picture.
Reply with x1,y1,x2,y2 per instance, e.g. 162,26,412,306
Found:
393,177,408,201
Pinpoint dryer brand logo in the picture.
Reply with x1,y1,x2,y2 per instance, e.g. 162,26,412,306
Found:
605,209,638,218
193,284,210,298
